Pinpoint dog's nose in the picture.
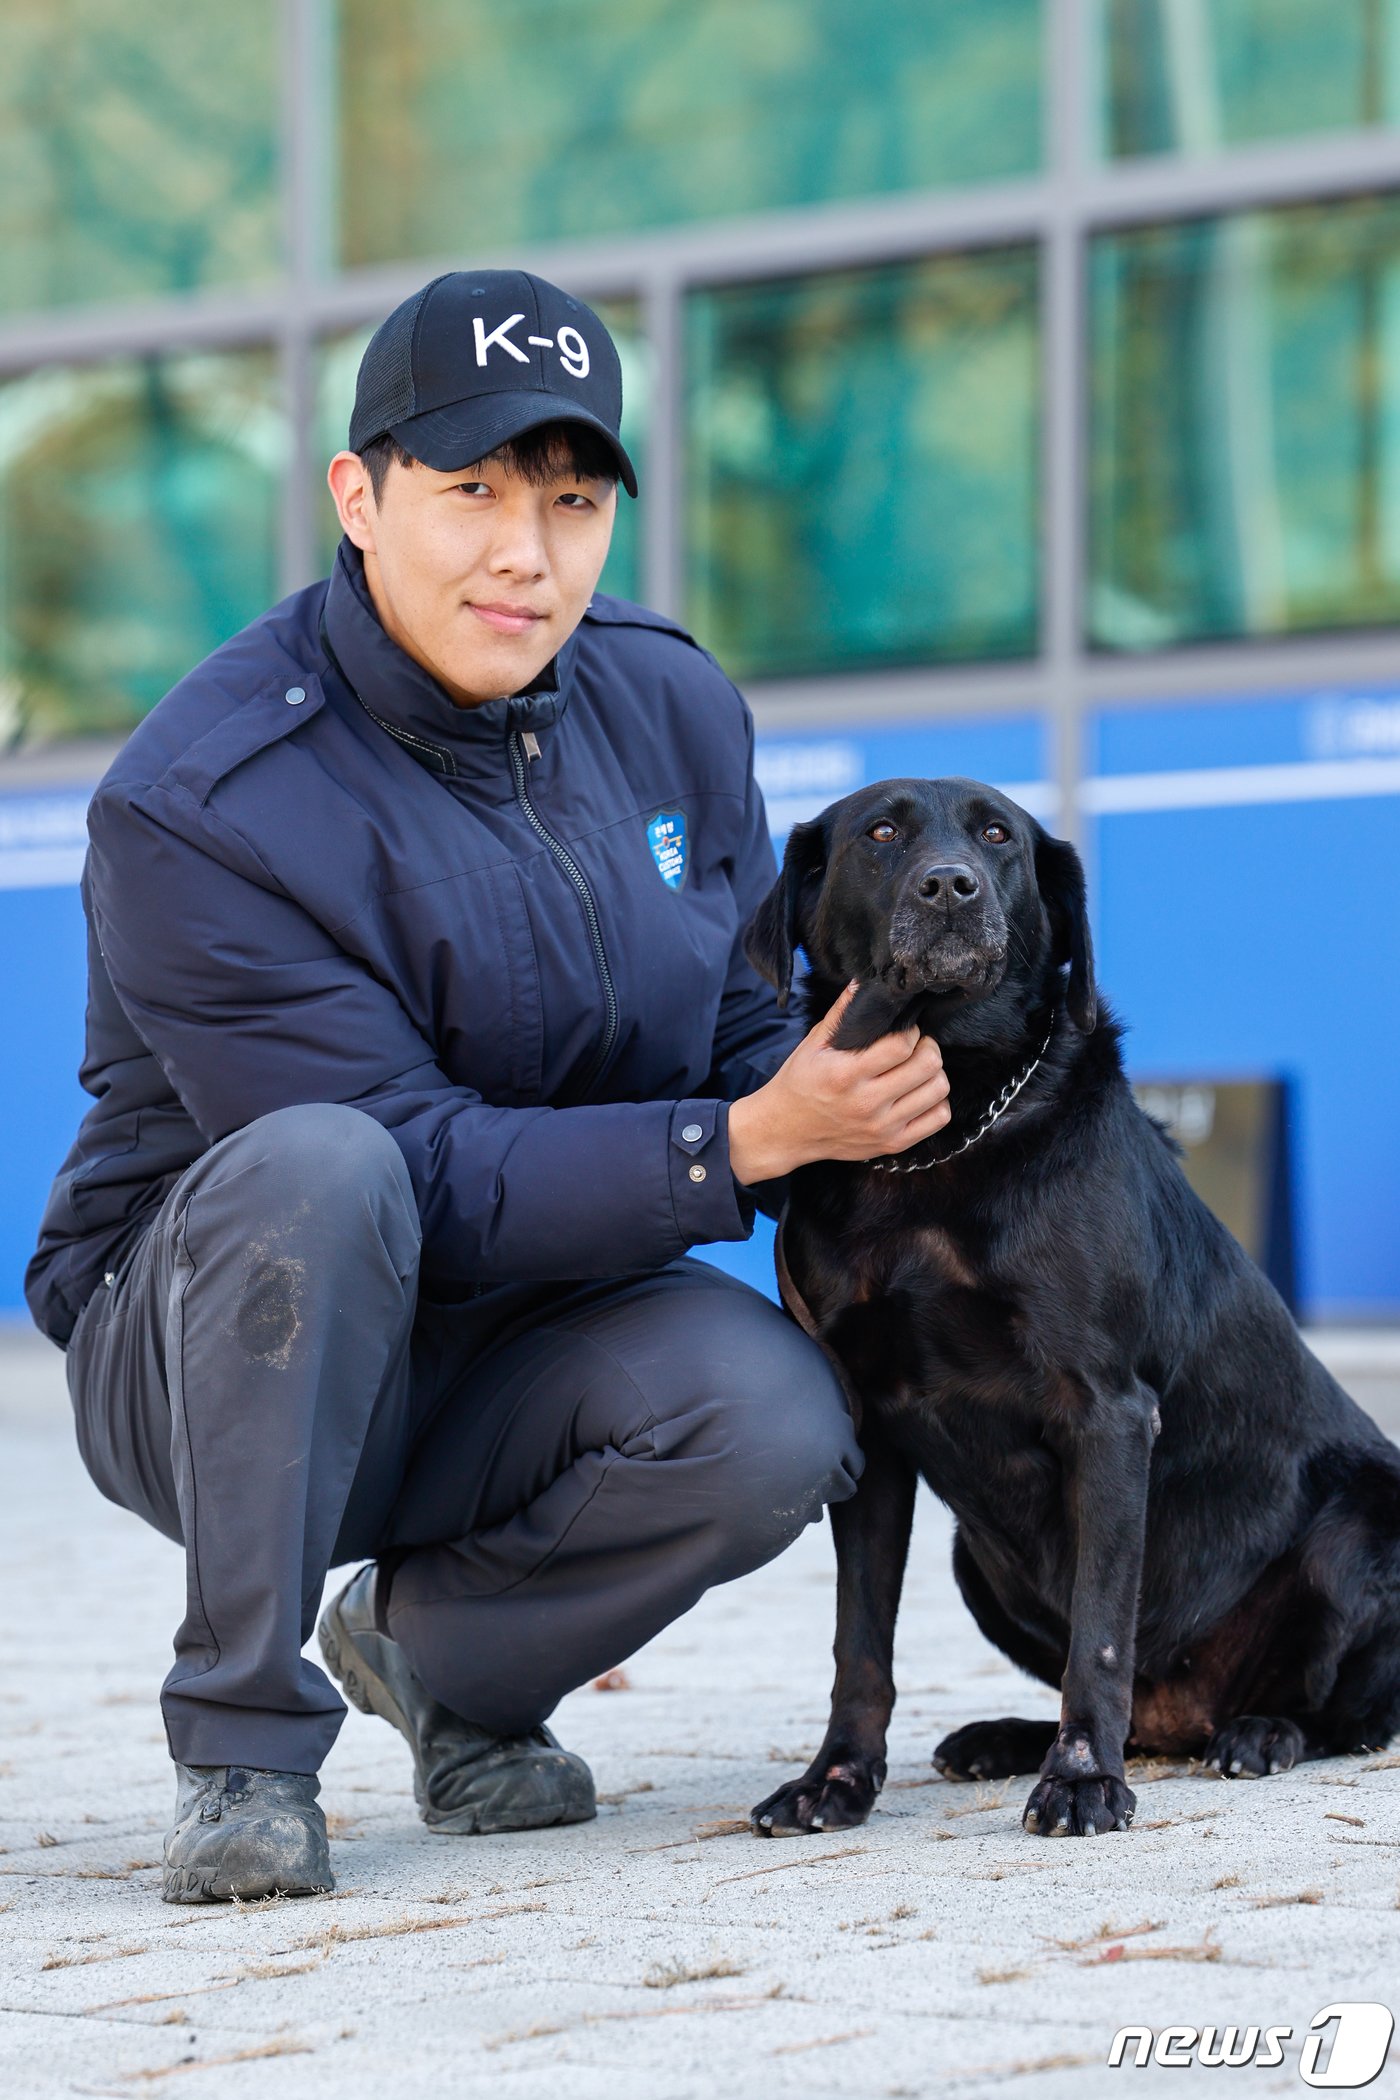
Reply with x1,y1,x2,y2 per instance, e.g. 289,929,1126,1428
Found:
918,862,980,908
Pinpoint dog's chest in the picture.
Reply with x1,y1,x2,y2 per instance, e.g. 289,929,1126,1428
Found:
905,1225,981,1292
793,1213,1069,1551
799,1216,983,1307
808,1222,1036,1404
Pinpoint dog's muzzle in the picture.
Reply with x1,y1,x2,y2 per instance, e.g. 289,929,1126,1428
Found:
884,906,1008,996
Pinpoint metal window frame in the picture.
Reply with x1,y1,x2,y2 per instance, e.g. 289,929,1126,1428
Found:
6,0,1400,815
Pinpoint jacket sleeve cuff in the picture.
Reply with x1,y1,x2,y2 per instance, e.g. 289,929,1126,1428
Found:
668,1099,756,1244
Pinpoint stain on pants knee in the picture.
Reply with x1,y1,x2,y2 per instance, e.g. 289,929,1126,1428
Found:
236,1257,307,1368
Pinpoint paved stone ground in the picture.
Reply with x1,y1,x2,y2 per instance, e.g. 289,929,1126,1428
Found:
1,1323,1397,2100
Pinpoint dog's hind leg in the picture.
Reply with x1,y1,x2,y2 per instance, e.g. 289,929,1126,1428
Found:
751,1427,917,1837
1178,1454,1400,1776
946,1525,1067,1685
933,1529,1064,1778
1205,1714,1311,1776
934,1716,1058,1780
1313,1618,1400,1757
1220,1459,1400,1772
1304,1455,1400,1759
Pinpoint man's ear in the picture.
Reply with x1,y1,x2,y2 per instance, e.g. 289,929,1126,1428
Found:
743,818,827,1009
327,450,378,553
1034,829,1097,1033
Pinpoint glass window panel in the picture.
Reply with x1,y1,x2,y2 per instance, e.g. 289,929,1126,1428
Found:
1097,0,1400,159
1090,197,1400,650
686,251,1040,681
0,350,283,747
314,304,650,604
0,0,281,317
336,0,1041,266
315,328,374,575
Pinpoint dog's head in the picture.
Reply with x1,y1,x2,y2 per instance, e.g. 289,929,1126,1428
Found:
745,776,1096,1041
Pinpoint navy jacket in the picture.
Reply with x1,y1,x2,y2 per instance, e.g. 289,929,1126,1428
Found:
26,544,802,1347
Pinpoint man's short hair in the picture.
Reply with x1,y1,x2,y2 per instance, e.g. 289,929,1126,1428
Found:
358,421,621,503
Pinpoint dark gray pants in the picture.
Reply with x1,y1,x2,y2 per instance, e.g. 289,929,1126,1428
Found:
64,1105,861,1774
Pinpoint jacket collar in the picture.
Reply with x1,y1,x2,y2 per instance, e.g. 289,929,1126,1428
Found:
321,539,577,777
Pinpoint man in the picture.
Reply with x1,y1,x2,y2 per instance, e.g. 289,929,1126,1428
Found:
26,271,951,1904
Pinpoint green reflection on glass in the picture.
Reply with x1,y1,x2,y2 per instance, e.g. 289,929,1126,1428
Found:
1097,0,1400,158
1091,198,1400,649
0,1,281,316
336,0,1041,266
314,306,649,604
686,252,1040,681
0,351,283,747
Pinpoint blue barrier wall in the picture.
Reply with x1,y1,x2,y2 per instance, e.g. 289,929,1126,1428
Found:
4,688,1398,1321
0,881,88,1319
1086,690,1400,1322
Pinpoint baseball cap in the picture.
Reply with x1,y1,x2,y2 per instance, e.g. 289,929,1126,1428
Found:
348,269,638,497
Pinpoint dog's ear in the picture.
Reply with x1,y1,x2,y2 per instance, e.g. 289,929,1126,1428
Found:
743,818,827,1009
1034,829,1097,1033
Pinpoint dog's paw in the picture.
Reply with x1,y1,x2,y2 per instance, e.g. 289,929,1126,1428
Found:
750,1759,881,1838
933,1717,1059,1781
828,981,911,1052
1205,1715,1307,1777
1022,1773,1136,1837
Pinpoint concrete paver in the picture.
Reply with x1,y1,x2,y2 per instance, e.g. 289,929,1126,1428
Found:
1,1322,1397,2099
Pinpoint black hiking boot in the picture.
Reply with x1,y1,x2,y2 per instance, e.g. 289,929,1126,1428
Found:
318,1565,596,1835
162,1764,333,1903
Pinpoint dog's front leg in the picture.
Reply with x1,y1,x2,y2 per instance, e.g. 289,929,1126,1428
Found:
1023,1381,1157,1839
750,1426,917,1836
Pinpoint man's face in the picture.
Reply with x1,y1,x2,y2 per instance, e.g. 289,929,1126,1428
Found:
328,447,616,706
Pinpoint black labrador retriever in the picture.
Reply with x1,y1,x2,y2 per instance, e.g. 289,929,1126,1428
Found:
745,776,1400,1840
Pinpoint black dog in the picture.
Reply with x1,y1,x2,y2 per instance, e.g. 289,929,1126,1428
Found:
745,776,1400,1839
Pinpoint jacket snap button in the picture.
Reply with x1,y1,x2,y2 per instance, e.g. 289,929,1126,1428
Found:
285,686,306,705
688,1164,706,1182
681,1123,703,1143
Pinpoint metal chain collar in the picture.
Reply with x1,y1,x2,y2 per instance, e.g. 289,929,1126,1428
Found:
869,1014,1058,1173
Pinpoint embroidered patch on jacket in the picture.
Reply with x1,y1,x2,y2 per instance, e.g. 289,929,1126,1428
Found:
645,808,688,890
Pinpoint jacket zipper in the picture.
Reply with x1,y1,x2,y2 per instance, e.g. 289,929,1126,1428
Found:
508,729,618,1097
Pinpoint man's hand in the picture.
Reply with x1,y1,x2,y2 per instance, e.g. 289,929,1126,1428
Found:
727,981,951,1185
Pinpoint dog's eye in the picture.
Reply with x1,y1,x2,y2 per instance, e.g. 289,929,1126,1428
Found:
981,822,1010,845
867,821,898,843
